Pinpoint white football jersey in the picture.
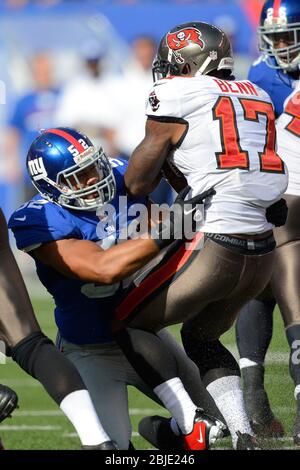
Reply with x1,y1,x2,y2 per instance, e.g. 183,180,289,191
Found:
276,82,300,197
146,75,288,234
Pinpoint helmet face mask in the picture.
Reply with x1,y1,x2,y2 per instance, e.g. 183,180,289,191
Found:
27,128,116,211
152,58,180,82
258,0,300,71
152,22,234,82
56,147,116,211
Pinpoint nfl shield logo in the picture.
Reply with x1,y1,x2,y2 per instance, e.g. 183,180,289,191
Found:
210,51,218,61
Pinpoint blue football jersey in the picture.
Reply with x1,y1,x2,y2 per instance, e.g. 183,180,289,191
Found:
248,56,299,117
9,158,148,345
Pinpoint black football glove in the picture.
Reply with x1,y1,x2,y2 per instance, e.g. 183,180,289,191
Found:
266,198,288,227
153,185,215,249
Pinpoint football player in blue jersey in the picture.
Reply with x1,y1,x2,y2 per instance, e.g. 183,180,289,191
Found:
0,206,122,450
9,127,226,450
248,0,300,116
235,0,300,445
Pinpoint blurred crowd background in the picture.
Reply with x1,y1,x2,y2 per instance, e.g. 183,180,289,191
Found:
0,0,264,222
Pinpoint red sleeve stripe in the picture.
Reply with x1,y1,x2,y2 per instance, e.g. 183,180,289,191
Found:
46,128,85,152
273,0,282,18
115,231,204,321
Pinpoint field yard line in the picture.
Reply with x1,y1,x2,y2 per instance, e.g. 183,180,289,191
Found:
0,379,41,387
226,345,289,363
14,410,64,416
11,405,295,418
63,431,140,438
13,408,166,417
0,425,60,430
273,406,294,413
61,432,297,451
1,350,290,391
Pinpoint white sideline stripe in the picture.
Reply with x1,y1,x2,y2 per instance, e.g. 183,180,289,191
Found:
13,408,166,417
0,379,40,387
14,410,64,417
62,432,141,439
61,432,294,442
226,345,289,364
0,425,60,431
10,405,295,418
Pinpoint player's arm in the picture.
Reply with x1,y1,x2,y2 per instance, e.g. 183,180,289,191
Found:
30,183,211,285
32,237,160,285
125,118,187,197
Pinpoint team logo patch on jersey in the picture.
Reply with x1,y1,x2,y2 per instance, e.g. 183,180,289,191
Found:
149,91,160,111
167,28,205,51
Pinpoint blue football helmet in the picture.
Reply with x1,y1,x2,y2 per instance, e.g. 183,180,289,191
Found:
258,0,300,71
27,127,116,211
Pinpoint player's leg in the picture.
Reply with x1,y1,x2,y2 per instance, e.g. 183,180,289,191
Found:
181,308,259,449
180,244,274,449
136,328,227,450
114,236,274,449
58,336,137,450
157,328,224,420
271,194,300,446
114,236,227,449
0,208,115,449
271,240,300,443
235,296,283,437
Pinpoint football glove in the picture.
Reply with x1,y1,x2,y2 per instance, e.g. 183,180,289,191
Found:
153,185,215,249
266,198,288,227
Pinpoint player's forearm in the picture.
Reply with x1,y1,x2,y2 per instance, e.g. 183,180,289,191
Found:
125,140,166,196
33,238,160,285
94,238,160,284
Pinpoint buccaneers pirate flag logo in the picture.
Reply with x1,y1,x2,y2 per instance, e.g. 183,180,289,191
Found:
166,28,205,51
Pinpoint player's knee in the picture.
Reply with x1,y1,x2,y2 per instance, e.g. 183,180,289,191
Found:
181,326,239,383
11,331,54,376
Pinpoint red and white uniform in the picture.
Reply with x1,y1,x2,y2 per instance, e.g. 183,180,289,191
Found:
146,75,288,234
276,82,300,197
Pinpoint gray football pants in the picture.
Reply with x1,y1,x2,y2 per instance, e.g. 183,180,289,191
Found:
58,328,220,450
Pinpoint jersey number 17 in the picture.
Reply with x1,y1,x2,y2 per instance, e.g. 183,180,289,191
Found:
212,96,284,173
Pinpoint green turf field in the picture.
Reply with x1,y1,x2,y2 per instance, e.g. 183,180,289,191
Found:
0,295,295,450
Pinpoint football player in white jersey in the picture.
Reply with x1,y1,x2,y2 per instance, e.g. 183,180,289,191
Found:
235,0,300,446
237,83,300,446
112,21,288,450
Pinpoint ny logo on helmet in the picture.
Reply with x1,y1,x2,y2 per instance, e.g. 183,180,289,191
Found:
167,28,205,51
28,157,47,181
266,6,287,25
